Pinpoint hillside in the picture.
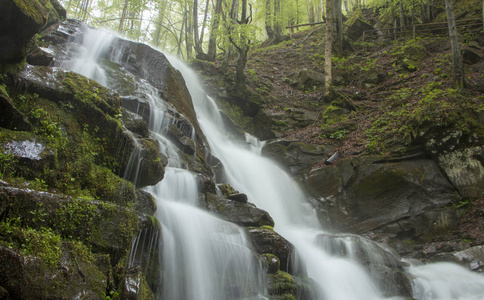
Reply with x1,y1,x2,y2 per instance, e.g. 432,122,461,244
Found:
194,8,484,260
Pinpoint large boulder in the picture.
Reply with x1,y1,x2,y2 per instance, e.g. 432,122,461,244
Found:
307,156,458,242
423,129,484,198
203,192,274,227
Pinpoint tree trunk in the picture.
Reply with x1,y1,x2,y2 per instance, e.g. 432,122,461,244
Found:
193,0,202,55
265,0,275,40
199,0,210,44
185,3,193,60
445,0,465,88
399,0,405,31
324,0,333,96
308,0,315,24
274,0,283,40
207,0,222,60
332,0,343,53
177,11,186,59
152,5,165,46
482,0,484,31
118,0,129,33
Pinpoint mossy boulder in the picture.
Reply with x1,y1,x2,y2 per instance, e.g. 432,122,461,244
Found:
0,88,31,131
0,0,64,63
13,66,166,188
395,43,427,72
423,129,484,198
267,270,297,299
0,243,106,300
246,227,294,272
287,69,325,91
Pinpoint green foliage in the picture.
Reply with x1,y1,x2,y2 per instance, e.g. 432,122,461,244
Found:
53,199,97,240
329,129,349,140
0,218,62,268
0,151,17,178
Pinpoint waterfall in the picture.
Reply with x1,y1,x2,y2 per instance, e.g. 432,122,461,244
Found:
167,57,484,300
61,24,484,300
64,26,266,300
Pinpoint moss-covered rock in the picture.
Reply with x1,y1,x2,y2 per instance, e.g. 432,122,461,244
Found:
0,0,63,63
246,227,294,273
0,88,31,131
267,270,297,298
0,243,106,300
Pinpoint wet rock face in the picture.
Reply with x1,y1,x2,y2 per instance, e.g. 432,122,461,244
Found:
307,157,458,241
13,65,166,188
262,140,334,183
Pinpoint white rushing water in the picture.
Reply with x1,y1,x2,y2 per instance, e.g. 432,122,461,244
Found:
64,25,484,300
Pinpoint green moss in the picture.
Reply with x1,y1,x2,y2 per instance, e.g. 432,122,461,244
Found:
14,0,47,25
268,270,297,296
0,220,62,268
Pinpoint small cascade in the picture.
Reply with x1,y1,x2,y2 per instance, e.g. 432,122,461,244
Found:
62,26,114,85
409,262,484,299
146,168,266,300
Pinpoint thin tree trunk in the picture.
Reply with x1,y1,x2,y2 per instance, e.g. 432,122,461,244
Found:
324,0,333,96
193,0,204,56
199,0,211,44
186,3,193,60
274,0,283,40
445,0,465,88
482,0,484,31
399,0,405,32
265,0,274,39
333,0,343,53
207,0,222,60
119,0,129,33
177,11,186,59
153,7,165,46
308,0,315,24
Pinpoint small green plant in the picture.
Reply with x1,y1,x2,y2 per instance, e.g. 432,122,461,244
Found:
329,129,349,140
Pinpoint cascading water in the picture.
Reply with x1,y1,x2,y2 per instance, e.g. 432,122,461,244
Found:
167,57,484,300
63,26,266,300
60,23,484,300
